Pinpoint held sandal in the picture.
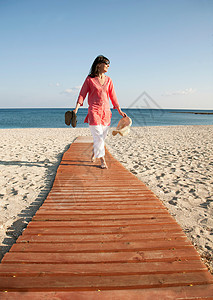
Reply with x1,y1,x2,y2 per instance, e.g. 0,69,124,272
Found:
64,111,77,127
71,111,77,128
65,111,72,126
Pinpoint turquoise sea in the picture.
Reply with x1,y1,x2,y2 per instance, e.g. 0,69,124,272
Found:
0,108,213,129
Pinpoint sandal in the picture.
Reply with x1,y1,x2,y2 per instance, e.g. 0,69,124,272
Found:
65,111,72,126
71,111,77,128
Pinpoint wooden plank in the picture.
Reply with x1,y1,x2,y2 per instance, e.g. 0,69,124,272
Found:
0,272,212,291
52,183,148,187
46,194,157,198
52,179,144,183
40,205,165,210
46,197,156,202
35,209,168,215
41,203,165,209
2,248,200,264
17,231,185,243
19,223,183,235
0,261,207,277
1,285,213,300
27,218,178,227
48,189,152,193
10,239,192,253
42,200,161,205
32,213,172,221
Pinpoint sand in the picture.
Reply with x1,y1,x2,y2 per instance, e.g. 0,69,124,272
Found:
0,126,212,273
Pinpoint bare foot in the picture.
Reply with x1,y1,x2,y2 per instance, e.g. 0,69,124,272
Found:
91,151,96,162
101,161,108,169
100,158,108,169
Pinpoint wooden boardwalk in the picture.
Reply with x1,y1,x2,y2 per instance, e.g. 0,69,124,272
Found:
0,136,213,299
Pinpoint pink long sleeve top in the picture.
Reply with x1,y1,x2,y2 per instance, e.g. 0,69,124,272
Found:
77,75,120,126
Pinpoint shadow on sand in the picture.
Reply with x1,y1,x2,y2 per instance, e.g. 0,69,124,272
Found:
0,143,72,262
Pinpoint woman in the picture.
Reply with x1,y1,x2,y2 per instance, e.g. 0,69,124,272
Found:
73,55,126,169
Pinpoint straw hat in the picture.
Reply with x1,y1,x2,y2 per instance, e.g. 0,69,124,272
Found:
112,116,132,136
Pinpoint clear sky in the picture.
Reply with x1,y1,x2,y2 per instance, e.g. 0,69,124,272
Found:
0,0,212,109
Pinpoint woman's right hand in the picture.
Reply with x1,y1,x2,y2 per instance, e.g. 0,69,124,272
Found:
73,102,80,114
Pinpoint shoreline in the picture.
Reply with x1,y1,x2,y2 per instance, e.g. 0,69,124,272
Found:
170,111,213,115
0,125,212,273
1,122,213,130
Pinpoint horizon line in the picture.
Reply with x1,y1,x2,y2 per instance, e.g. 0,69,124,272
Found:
0,107,213,110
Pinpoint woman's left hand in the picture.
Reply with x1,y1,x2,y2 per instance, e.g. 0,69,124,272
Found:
117,107,127,118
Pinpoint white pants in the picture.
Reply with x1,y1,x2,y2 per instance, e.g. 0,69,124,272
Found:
89,125,109,158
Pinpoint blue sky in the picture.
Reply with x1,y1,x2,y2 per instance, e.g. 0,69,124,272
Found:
0,0,212,109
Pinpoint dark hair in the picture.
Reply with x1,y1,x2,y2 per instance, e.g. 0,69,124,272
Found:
89,55,110,78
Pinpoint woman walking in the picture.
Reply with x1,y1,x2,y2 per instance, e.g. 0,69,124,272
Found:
73,55,126,169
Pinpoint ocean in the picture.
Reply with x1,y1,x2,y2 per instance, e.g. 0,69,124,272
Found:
0,108,213,129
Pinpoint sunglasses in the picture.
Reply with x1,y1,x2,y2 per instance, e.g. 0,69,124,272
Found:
103,61,110,66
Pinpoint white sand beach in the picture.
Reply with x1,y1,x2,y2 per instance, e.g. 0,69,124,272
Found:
0,126,212,273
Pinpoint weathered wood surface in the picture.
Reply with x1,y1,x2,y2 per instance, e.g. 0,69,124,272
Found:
0,137,212,299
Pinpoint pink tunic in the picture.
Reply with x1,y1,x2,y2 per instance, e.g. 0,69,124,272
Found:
77,76,120,126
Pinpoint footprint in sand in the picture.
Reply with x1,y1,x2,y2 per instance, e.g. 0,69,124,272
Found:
199,218,208,225
168,197,178,206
